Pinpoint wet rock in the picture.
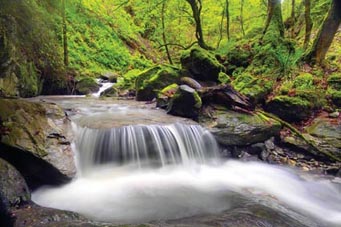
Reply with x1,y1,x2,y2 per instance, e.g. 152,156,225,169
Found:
135,65,182,101
156,83,179,109
0,158,30,226
210,111,281,146
167,85,202,119
0,98,75,189
180,47,224,82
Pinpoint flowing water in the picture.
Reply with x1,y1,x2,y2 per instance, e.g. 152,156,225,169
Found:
32,97,341,226
92,80,115,97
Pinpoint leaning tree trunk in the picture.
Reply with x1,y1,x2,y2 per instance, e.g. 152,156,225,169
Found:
303,0,312,49
161,1,173,64
306,0,341,64
263,0,284,38
185,0,211,50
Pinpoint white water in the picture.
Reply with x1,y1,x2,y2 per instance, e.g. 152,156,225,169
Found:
92,80,114,97
32,118,341,226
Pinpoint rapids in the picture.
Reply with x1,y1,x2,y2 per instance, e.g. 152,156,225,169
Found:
31,97,341,226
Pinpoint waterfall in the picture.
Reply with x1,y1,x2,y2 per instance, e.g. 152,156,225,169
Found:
73,123,219,174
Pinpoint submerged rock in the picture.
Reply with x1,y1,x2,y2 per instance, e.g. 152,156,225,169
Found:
167,85,202,119
0,98,75,189
210,111,281,146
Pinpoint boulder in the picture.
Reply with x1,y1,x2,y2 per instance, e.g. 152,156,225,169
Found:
210,111,281,146
180,47,224,82
327,73,341,107
167,85,202,119
0,98,75,189
135,65,182,101
305,117,341,160
266,96,312,122
0,158,30,226
157,83,179,109
75,77,99,95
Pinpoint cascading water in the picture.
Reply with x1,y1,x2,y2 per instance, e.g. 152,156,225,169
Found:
32,98,341,226
74,123,219,175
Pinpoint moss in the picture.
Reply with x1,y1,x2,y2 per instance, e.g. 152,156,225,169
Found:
115,69,143,90
135,65,182,101
17,62,40,97
180,47,224,82
159,83,179,96
293,73,314,89
327,73,341,90
327,88,341,107
232,73,273,104
266,95,312,122
218,72,231,84
193,90,202,108
76,77,99,95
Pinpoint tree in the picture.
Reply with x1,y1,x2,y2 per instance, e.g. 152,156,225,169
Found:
240,0,245,37
226,0,230,40
305,0,340,64
161,0,173,64
62,0,68,66
303,0,312,49
290,0,295,38
263,0,284,38
185,0,212,50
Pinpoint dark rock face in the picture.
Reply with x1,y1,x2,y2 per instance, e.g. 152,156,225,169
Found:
135,65,182,101
210,111,282,146
180,47,224,82
0,98,75,189
167,85,202,119
0,158,30,226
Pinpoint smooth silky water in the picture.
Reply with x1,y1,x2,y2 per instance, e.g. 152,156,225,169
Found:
31,97,341,226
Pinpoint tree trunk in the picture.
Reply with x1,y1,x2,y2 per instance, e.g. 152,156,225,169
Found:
185,0,212,50
240,0,245,37
161,1,173,64
306,0,341,64
290,0,295,37
303,0,312,49
263,0,284,38
226,0,230,40
62,0,68,66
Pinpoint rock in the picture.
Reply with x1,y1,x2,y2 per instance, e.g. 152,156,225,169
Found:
76,77,100,95
329,112,340,118
167,85,202,119
156,83,179,109
327,74,341,107
266,95,312,122
0,98,75,189
100,72,118,83
305,117,341,160
0,158,30,226
135,65,182,101
180,47,224,82
180,77,202,89
210,111,282,146
232,73,273,104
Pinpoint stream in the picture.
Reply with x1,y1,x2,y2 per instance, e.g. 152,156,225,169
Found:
31,96,341,226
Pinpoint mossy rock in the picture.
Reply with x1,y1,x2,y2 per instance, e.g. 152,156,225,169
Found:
218,72,231,84
0,98,75,188
115,69,143,90
167,85,202,119
327,73,341,90
135,65,182,101
76,77,99,95
232,73,272,104
327,88,341,107
180,47,224,82
210,111,281,146
156,83,179,109
292,73,314,90
266,95,312,122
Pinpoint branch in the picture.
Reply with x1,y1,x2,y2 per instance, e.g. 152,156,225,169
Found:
158,41,198,50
